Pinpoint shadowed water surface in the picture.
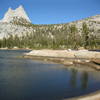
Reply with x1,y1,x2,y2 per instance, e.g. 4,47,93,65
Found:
0,50,100,100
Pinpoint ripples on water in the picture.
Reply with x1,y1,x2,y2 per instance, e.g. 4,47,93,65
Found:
0,50,100,100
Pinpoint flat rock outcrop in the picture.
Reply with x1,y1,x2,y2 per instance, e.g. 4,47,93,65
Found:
25,50,75,58
25,50,100,59
74,50,100,59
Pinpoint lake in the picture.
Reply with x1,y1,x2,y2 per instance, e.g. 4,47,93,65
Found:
0,50,100,100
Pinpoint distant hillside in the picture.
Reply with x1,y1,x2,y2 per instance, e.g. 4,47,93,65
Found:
0,5,99,49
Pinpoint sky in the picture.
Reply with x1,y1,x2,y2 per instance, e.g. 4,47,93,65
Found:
0,0,100,24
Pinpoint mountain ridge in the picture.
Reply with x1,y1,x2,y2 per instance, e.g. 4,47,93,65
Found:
0,5,99,49
0,5,31,23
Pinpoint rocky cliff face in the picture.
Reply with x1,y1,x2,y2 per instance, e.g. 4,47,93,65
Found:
1,5,31,23
0,5,100,40
69,15,100,38
0,5,33,39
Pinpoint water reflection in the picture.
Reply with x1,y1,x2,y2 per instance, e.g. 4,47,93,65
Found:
80,72,88,89
69,68,89,90
0,50,100,100
70,69,77,88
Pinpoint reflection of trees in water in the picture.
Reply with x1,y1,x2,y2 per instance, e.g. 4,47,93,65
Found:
70,69,78,88
81,72,88,90
69,69,89,89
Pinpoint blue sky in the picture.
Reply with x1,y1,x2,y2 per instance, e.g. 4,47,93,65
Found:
0,0,100,24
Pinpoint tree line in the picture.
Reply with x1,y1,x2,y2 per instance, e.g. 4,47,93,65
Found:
0,22,99,49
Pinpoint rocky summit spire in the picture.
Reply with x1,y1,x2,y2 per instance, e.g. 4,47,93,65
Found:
8,7,13,12
17,5,23,9
15,5,31,22
1,5,31,23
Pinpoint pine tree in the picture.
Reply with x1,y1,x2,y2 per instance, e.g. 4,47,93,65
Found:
82,22,90,49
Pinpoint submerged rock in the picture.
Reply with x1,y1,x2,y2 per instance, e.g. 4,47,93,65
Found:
63,60,73,66
92,59,100,65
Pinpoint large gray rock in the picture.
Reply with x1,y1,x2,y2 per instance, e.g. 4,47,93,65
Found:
74,51,100,59
1,5,31,23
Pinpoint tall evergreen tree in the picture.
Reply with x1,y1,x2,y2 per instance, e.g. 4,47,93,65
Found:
82,22,90,48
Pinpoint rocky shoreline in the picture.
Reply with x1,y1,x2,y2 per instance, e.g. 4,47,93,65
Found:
0,47,32,50
64,90,100,100
24,50,100,70
25,49,100,59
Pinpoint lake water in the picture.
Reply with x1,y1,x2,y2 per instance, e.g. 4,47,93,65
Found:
0,50,100,100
